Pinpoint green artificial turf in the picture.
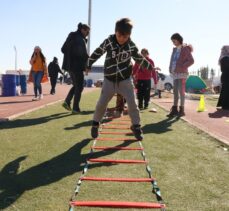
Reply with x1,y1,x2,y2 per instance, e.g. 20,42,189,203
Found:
0,90,228,211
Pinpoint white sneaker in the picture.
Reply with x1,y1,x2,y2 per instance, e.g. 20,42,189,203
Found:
39,94,43,100
32,96,39,101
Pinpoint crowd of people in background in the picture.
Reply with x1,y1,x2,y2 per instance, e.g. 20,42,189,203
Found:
27,17,229,140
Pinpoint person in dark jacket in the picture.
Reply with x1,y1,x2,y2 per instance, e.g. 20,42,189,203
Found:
217,45,229,110
48,57,63,95
85,18,154,141
61,22,90,113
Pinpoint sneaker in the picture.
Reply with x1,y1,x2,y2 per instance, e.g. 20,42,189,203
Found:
131,124,143,141
62,101,71,111
39,94,43,100
91,121,100,139
32,96,39,101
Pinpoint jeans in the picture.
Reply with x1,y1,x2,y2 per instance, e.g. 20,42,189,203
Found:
32,71,44,97
173,78,186,106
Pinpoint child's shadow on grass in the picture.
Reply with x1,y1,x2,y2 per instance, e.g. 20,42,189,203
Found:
0,113,72,129
0,138,133,209
64,117,114,130
65,120,92,130
142,117,179,134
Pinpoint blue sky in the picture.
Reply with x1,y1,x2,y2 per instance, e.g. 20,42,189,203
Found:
0,0,228,75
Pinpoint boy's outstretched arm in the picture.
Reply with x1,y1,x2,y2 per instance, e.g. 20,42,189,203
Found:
86,39,108,72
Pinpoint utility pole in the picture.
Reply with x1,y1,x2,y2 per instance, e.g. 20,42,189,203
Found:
14,45,17,70
87,0,92,54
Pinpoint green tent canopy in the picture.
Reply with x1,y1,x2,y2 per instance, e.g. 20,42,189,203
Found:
186,75,207,92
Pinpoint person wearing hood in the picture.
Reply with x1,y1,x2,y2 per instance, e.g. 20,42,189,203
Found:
217,45,229,110
48,57,63,95
167,33,194,117
61,22,90,113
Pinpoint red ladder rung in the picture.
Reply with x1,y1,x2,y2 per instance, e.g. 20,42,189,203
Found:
96,137,137,141
88,158,147,164
81,176,155,182
102,126,130,130
105,122,130,125
92,146,143,151
70,200,165,208
99,131,133,135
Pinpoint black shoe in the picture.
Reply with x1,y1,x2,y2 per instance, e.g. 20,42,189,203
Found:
167,106,179,118
178,106,185,117
138,104,143,110
131,124,143,141
62,101,71,111
139,106,143,110
91,121,100,139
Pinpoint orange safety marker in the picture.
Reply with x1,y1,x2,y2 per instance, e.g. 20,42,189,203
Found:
70,201,166,209
88,158,147,164
92,146,143,150
81,176,155,182
96,137,137,141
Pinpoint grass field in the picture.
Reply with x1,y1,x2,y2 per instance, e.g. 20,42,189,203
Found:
0,90,228,211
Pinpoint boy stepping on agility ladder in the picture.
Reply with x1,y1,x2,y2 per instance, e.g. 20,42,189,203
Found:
85,18,154,140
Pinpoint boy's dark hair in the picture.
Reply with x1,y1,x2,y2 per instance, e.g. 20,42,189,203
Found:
171,33,183,44
115,18,133,35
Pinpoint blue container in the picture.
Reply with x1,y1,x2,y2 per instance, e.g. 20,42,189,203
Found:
20,75,27,94
86,79,93,87
1,74,16,96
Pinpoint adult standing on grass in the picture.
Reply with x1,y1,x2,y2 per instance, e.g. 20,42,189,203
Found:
48,57,63,95
29,46,48,101
167,33,194,117
217,45,229,110
61,22,90,114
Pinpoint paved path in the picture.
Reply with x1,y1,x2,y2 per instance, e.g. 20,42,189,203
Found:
152,95,229,146
0,83,97,122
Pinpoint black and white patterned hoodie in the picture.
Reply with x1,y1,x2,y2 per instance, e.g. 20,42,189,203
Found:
87,34,153,82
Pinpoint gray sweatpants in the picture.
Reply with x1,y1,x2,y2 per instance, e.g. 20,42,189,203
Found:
93,78,140,125
173,78,186,107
